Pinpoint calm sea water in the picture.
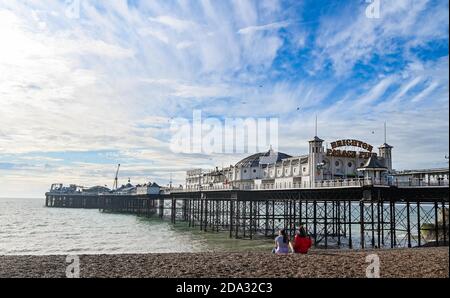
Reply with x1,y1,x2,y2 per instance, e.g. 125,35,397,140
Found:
0,197,272,255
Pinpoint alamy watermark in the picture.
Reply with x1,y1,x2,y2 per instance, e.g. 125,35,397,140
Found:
65,0,81,19
365,254,380,278
66,254,80,278
365,0,381,19
169,110,279,155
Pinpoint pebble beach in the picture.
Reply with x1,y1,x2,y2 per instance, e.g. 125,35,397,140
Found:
0,247,448,278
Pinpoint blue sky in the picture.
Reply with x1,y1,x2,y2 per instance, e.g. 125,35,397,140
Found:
0,0,448,197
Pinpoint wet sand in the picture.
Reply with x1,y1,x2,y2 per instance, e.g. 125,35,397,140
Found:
0,247,448,278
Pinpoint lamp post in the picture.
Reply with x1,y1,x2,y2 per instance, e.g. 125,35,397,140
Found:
316,162,325,187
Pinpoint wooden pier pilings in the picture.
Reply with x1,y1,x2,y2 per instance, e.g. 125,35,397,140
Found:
45,185,449,249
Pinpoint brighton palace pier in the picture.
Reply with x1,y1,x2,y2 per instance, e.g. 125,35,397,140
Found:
185,136,395,190
46,134,449,249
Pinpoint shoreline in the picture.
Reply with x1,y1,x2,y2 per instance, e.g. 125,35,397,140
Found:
0,247,448,278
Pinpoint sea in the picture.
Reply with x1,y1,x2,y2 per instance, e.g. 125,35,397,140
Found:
0,197,273,255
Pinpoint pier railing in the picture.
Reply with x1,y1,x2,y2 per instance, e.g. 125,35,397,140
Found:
46,177,449,196
168,177,449,193
169,179,364,193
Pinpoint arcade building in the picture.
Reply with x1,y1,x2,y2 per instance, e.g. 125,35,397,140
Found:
185,134,398,190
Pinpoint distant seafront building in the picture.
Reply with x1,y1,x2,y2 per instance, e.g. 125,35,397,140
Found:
392,168,449,185
49,181,161,195
185,134,449,190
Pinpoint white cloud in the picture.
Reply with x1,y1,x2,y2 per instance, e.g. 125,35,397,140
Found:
392,76,422,101
176,41,194,49
313,0,448,76
138,27,170,43
237,21,289,34
411,81,439,102
148,15,197,32
0,0,448,197
355,76,396,107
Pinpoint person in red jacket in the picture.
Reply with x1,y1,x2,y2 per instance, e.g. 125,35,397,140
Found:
290,226,312,254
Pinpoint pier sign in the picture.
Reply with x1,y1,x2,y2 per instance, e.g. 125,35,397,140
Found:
327,139,376,159
330,139,373,152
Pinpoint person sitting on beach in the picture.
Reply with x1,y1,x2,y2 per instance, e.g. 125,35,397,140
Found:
273,229,290,254
290,226,312,254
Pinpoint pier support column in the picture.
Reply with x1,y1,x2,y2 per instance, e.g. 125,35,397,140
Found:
348,200,352,249
204,199,208,232
380,198,385,247
235,200,240,238
159,198,164,218
377,191,381,248
417,201,421,247
249,200,253,239
371,201,375,248
229,200,234,238
200,198,204,231
188,199,192,227
271,200,275,237
172,198,176,224
293,196,297,234
242,200,246,238
264,201,269,237
298,193,302,228
442,201,447,245
434,201,439,246
304,200,309,236
360,200,365,249
406,200,411,248
389,200,396,248
337,200,341,246
324,200,328,248
313,201,317,247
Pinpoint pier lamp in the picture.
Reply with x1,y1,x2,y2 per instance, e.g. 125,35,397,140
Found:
316,162,325,170
316,162,325,176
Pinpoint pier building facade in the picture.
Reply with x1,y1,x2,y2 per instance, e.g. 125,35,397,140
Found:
185,135,394,190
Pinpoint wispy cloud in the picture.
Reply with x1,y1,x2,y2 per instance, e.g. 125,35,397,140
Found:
237,21,290,34
0,0,448,197
148,15,197,32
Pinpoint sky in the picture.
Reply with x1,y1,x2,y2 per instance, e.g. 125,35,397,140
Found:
0,0,448,198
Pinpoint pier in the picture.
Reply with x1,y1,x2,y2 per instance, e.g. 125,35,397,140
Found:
45,179,449,250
